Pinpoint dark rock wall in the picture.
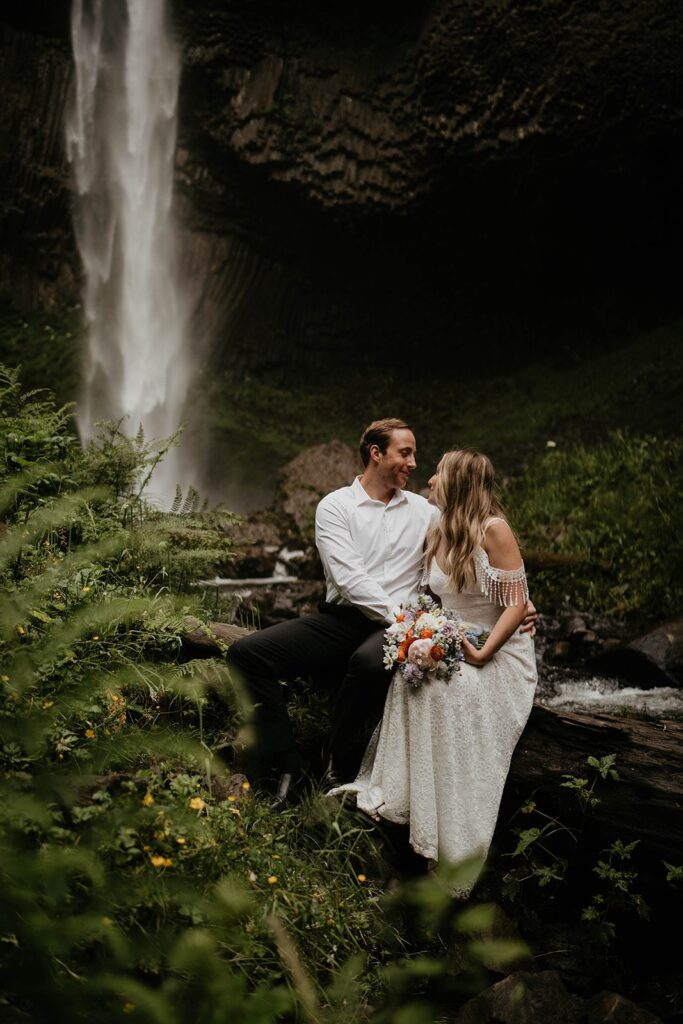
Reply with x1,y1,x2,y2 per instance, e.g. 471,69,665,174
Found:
1,0,681,373
0,13,74,309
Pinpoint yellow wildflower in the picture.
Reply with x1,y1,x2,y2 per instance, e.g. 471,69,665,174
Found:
267,875,278,885
82,586,90,593
92,635,99,640
357,874,367,882
142,792,154,807
176,836,186,845
230,807,241,816
227,794,237,802
17,625,25,636
242,781,251,791
42,700,54,709
150,855,173,868
85,728,95,740
189,796,206,811
1,675,9,683
142,844,151,852
326,918,335,927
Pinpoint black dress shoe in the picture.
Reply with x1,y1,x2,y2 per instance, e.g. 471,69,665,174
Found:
269,771,300,811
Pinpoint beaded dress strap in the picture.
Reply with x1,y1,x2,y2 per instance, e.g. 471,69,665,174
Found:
475,547,529,607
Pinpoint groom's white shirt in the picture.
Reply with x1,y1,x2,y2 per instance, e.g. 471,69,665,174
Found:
315,476,438,624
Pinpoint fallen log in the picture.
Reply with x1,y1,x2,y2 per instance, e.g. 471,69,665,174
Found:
501,705,683,869
180,618,683,865
182,616,252,652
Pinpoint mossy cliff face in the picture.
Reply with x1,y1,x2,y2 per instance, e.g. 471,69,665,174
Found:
1,0,682,373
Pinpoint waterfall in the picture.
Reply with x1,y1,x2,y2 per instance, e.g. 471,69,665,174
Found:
65,0,191,502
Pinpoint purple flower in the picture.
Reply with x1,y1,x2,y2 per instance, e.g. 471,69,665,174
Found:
402,662,423,687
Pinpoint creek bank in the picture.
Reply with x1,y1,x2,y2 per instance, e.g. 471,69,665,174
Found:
204,442,680,699
184,442,683,1023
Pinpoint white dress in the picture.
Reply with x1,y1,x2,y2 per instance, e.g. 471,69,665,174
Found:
329,538,537,877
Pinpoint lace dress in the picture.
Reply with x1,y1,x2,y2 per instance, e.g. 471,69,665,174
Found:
329,539,537,875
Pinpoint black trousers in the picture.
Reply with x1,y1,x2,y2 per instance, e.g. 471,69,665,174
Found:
226,605,389,779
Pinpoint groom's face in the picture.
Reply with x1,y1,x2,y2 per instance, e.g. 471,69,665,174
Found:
378,429,417,489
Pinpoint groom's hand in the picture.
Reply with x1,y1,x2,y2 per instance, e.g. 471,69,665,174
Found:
519,600,538,638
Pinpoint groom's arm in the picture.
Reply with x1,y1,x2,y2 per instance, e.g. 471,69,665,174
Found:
315,500,395,624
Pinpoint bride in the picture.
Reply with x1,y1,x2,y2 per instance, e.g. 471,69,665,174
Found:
329,449,537,884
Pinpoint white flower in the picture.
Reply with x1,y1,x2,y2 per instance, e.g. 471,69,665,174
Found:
386,622,407,637
416,613,439,633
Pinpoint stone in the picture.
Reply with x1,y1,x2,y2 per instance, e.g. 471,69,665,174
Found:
222,513,284,577
274,441,361,538
566,615,589,638
590,617,683,689
453,970,583,1024
547,640,572,662
584,991,663,1024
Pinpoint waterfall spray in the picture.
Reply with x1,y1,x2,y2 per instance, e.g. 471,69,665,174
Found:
66,0,191,502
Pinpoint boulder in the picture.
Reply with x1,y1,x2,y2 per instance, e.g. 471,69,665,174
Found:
274,441,361,538
590,617,683,689
453,972,663,1024
222,513,285,578
453,970,583,1024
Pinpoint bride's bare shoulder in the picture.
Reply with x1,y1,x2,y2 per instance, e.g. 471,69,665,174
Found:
482,518,522,570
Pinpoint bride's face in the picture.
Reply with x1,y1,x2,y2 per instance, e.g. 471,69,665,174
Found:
427,461,442,506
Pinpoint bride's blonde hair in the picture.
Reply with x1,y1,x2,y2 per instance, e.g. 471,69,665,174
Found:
424,449,505,593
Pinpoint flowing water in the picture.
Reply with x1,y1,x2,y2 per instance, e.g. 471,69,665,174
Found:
537,666,683,718
65,0,191,502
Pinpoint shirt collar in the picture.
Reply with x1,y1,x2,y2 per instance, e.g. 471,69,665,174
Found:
352,476,408,507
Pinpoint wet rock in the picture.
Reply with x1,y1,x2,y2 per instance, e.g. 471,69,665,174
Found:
274,441,361,538
453,970,583,1024
537,614,562,639
566,615,589,638
547,640,572,663
584,991,663,1024
590,617,683,689
223,513,285,577
229,579,325,628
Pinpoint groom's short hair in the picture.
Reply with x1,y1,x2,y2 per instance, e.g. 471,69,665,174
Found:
359,418,413,467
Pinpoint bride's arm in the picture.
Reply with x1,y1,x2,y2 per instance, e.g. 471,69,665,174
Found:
462,519,528,667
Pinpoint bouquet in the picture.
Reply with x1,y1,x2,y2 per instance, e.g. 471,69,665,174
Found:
383,593,489,689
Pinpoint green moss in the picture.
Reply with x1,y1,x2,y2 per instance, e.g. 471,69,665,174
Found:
204,318,682,491
0,305,82,407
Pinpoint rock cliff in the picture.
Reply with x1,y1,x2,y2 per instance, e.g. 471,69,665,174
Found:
1,0,681,371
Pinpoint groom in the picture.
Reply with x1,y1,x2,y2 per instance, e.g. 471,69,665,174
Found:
227,418,535,806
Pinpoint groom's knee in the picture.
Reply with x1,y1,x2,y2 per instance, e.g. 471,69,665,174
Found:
347,632,386,683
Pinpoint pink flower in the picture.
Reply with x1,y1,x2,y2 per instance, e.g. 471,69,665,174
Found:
408,638,437,670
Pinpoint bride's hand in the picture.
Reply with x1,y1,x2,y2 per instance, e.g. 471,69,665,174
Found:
461,637,489,667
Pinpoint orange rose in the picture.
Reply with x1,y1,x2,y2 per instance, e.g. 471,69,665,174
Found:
430,644,445,661
419,629,434,639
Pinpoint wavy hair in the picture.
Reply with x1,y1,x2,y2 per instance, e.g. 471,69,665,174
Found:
424,449,505,592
